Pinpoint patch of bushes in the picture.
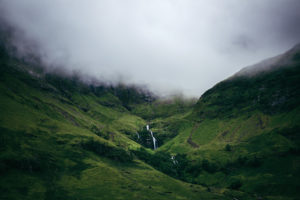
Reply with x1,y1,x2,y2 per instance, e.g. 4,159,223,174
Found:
90,125,109,140
246,156,262,167
81,139,133,163
0,150,62,175
278,126,300,144
223,155,263,174
201,159,219,173
229,179,242,190
131,148,222,183
236,156,262,168
0,158,42,174
131,148,188,178
225,144,232,151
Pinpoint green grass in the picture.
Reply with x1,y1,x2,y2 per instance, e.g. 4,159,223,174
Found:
0,56,226,200
0,44,299,200
153,57,300,199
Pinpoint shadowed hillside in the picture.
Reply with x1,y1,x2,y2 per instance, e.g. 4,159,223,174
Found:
159,44,300,200
1,31,299,200
0,41,225,200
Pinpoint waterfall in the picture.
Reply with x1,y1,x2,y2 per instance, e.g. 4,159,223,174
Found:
170,155,178,165
136,132,140,139
146,125,157,150
150,130,157,150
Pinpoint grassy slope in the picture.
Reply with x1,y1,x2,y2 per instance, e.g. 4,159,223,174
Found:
0,55,224,199
1,39,299,200
158,60,300,199
160,111,299,197
131,97,196,147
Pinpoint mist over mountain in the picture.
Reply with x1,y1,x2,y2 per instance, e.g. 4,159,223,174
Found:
0,32,299,200
1,0,300,96
232,43,300,77
0,2,300,199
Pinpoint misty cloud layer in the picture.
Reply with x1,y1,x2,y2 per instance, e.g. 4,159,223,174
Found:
1,0,300,96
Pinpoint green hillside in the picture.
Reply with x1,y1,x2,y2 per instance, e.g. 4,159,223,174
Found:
0,43,226,199
1,36,299,200
159,45,300,199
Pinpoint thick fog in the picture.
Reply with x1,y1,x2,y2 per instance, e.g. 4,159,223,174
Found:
1,0,300,96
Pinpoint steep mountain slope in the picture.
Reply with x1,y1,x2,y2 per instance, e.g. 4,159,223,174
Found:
1,29,299,200
233,44,300,77
159,45,300,199
0,44,225,199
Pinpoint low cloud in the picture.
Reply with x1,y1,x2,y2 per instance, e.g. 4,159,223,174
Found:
1,0,300,97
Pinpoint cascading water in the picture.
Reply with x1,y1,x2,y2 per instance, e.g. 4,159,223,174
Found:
150,130,157,150
146,125,157,150
136,132,140,139
170,155,178,165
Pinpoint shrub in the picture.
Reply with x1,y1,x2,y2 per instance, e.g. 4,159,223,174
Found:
185,162,202,177
202,159,218,173
90,125,109,139
81,139,133,163
131,148,187,179
229,179,242,190
246,156,262,168
225,144,232,151
237,156,248,166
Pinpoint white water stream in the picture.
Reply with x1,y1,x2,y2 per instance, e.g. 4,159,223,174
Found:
171,155,178,165
146,124,157,150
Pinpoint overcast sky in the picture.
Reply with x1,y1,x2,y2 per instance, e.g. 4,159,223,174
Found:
1,0,300,97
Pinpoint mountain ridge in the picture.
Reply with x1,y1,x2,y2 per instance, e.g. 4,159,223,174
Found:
0,41,299,200
232,43,300,78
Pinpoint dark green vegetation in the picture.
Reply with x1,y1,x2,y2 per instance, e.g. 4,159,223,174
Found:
0,38,299,200
159,45,300,199
0,43,224,200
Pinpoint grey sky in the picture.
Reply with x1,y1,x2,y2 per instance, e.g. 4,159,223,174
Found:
1,0,300,97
